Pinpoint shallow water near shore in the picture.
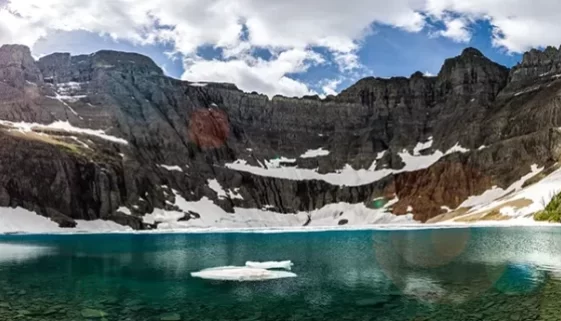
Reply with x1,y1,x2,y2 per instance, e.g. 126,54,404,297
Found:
1,227,561,320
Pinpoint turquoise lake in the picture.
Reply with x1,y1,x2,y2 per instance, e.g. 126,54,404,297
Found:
1,227,561,320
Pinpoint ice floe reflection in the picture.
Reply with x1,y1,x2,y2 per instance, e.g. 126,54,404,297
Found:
0,243,53,263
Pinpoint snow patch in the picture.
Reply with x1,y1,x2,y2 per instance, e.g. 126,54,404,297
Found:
158,165,183,172
0,120,128,145
189,82,207,87
514,86,540,96
228,188,244,200
75,220,132,231
306,200,412,226
413,137,433,155
300,148,330,158
70,136,91,149
265,157,296,168
57,82,84,91
446,143,470,153
0,207,131,234
226,142,470,187
147,190,411,230
0,207,60,233
117,206,131,215
208,179,227,199
459,164,543,210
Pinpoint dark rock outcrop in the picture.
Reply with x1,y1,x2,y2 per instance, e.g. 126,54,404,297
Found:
1,44,561,228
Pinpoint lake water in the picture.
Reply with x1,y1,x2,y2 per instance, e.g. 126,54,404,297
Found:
1,227,561,320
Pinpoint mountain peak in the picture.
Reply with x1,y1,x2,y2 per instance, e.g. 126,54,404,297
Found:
0,44,34,66
460,47,484,58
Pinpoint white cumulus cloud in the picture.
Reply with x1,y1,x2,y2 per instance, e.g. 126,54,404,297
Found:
4,0,561,96
433,17,472,43
320,79,343,96
425,0,561,52
0,0,428,97
183,49,325,97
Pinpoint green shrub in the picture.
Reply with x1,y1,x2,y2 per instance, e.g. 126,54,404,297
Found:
534,192,561,222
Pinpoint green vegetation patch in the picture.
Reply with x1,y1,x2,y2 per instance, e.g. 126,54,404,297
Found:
534,192,561,222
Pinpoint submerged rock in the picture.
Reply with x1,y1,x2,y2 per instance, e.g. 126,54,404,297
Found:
160,312,181,321
80,308,107,318
355,297,390,308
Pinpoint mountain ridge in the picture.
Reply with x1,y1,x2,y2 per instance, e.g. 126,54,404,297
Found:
0,43,560,231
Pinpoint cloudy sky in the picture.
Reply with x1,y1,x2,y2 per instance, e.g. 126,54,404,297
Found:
0,0,557,97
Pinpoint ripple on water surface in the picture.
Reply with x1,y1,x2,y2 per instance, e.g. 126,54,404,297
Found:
0,228,560,320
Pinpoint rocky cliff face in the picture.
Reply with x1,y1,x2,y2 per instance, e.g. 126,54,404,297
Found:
0,44,560,230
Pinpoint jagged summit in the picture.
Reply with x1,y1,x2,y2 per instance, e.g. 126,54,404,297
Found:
0,43,511,98
0,43,535,100
461,47,484,57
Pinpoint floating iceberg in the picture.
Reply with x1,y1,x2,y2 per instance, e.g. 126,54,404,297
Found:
245,260,294,270
191,266,297,281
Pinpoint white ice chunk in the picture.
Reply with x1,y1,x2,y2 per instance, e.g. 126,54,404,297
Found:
117,206,131,215
245,260,294,270
191,266,297,281
300,148,330,158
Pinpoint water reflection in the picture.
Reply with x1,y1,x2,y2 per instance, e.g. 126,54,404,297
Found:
0,243,54,263
0,229,561,320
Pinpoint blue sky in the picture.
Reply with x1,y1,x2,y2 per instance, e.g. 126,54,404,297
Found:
3,0,556,97
31,22,523,95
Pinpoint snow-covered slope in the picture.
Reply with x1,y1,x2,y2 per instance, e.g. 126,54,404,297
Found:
0,207,132,234
227,139,471,187
431,164,561,224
